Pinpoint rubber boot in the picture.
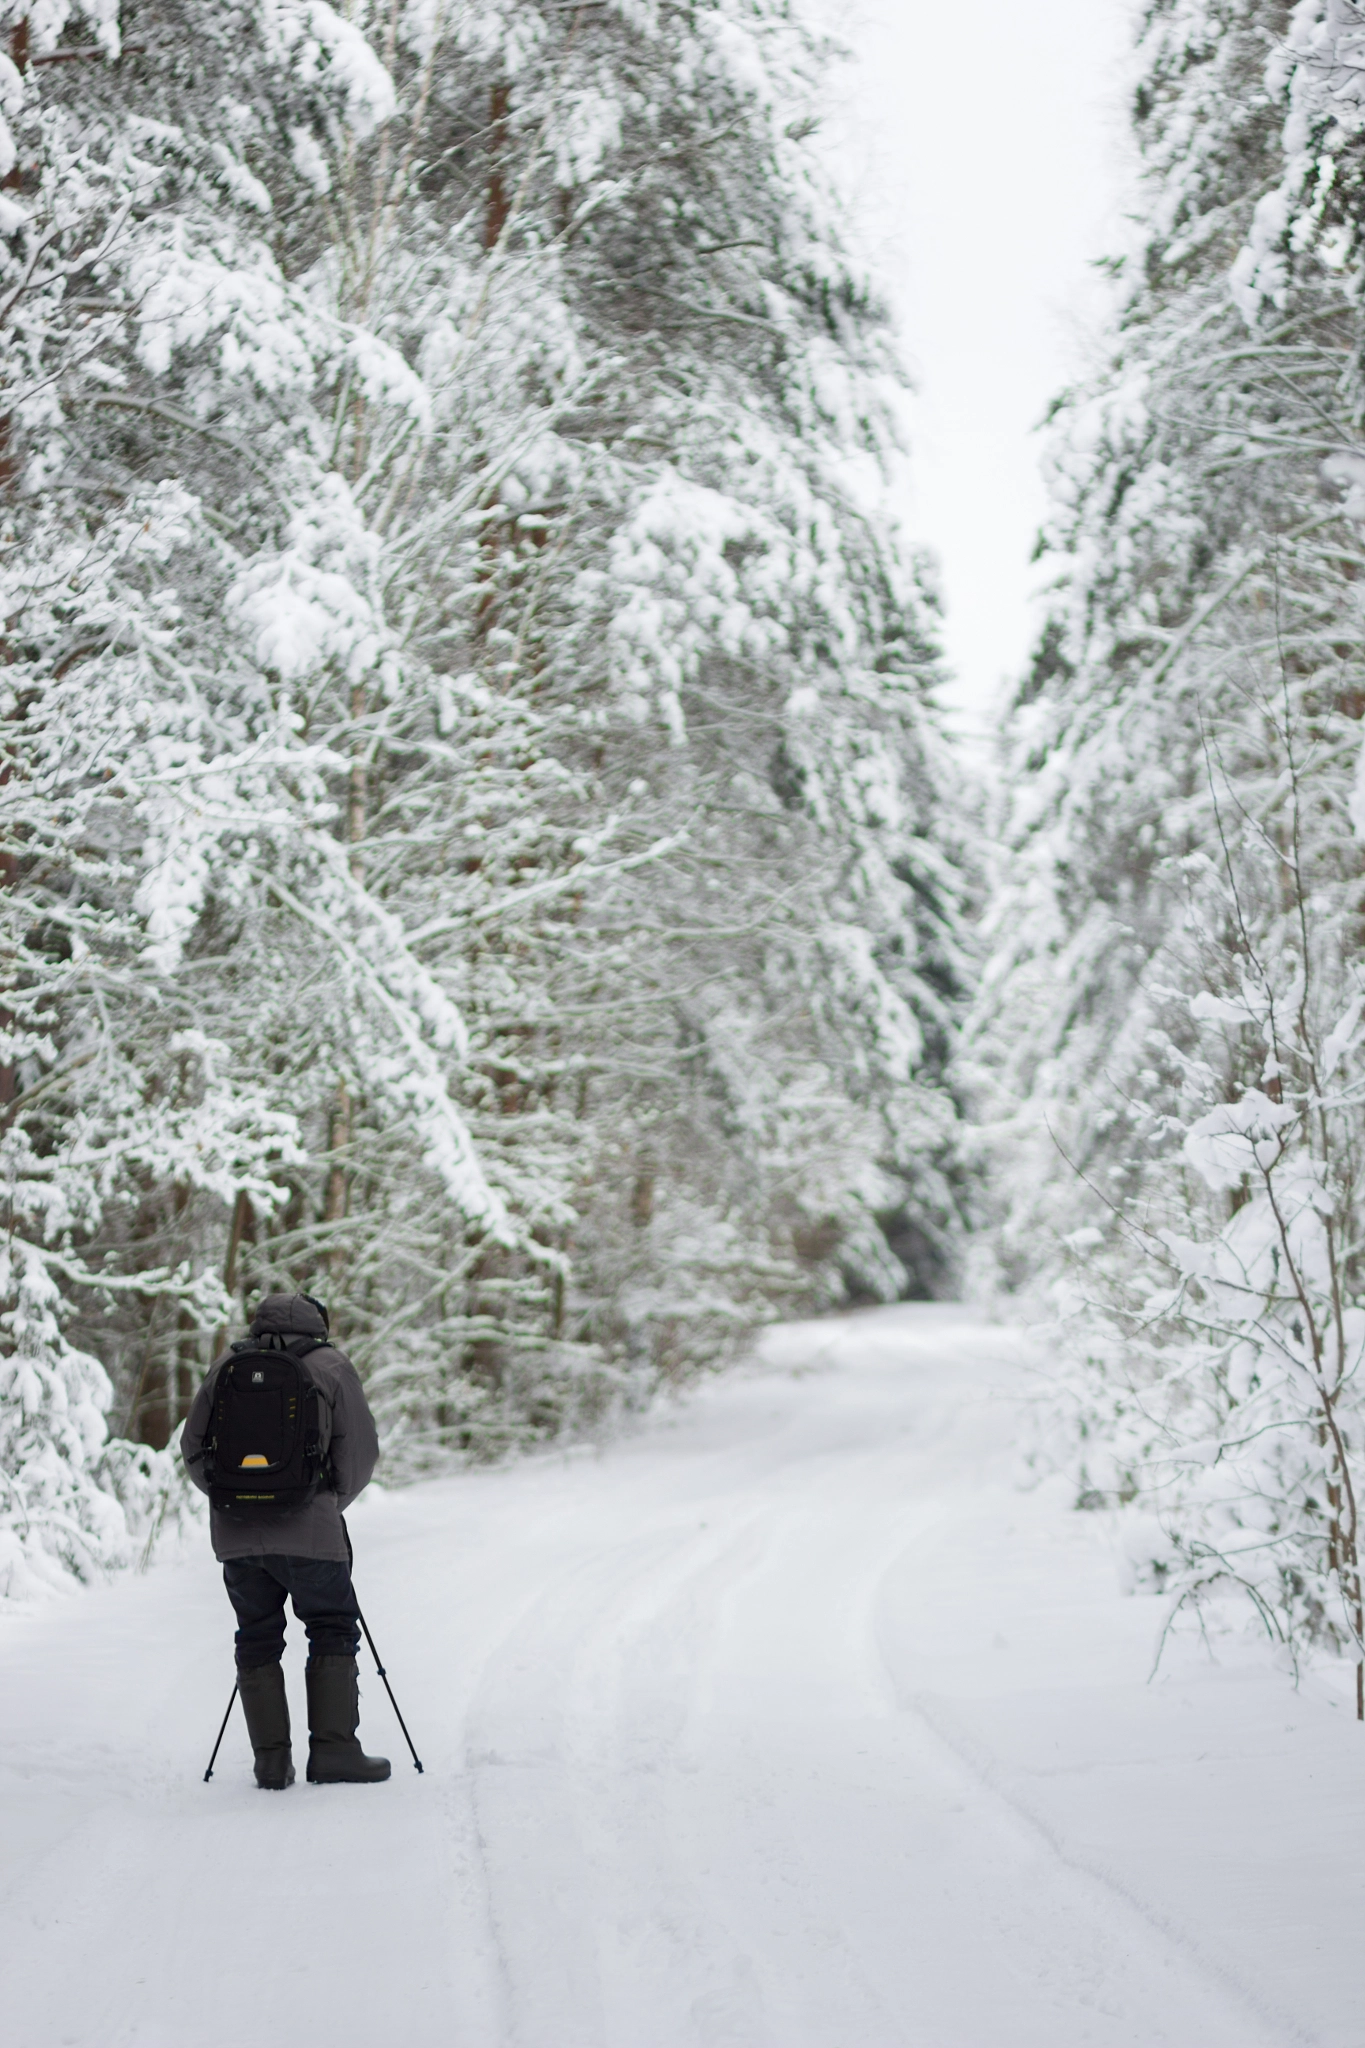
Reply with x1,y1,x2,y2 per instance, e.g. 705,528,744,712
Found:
305,1655,391,1784
237,1661,295,1790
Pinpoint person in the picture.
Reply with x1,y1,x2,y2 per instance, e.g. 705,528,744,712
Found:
181,1290,391,1790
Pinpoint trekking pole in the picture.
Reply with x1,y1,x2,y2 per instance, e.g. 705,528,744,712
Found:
354,1598,424,1773
203,1683,238,1782
342,1516,424,1774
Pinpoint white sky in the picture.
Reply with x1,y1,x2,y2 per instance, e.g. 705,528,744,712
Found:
826,0,1134,733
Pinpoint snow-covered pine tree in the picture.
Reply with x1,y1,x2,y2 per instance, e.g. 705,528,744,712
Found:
326,0,973,1446
0,0,511,1576
972,0,1365,1690
0,0,326,1586
1,0,972,1588
170,0,973,1452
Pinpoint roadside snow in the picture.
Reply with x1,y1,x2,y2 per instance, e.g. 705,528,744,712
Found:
0,1305,1358,2046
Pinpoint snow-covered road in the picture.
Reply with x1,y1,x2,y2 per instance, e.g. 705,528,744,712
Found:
2,1305,1361,2047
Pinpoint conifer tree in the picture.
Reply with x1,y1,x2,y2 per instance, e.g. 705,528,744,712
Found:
975,0,1365,1687
0,0,972,1586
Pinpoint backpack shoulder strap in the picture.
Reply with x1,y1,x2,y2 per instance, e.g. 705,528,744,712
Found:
282,1336,335,1480
285,1335,331,1360
227,1331,330,1360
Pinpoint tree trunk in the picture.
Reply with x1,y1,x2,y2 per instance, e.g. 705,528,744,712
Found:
484,84,510,251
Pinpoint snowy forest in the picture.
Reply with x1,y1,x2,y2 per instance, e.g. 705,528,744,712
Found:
6,0,1365,1718
0,0,971,1595
974,0,1365,1705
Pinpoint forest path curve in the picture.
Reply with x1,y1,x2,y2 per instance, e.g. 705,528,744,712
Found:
1,1304,1359,2047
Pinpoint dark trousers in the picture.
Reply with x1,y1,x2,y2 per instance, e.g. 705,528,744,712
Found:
223,1555,361,1669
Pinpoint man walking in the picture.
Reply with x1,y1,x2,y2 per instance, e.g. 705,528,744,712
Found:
182,1290,391,1790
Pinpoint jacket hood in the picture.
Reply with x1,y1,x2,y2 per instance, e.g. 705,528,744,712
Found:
249,1292,329,1340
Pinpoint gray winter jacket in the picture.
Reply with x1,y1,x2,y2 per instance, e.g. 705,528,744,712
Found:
181,1293,380,1563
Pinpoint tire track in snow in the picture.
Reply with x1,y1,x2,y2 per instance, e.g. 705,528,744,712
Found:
889,1678,1310,2048
449,1340,1277,2048
461,1510,782,2046
859,1493,1302,2048
654,1474,1243,2048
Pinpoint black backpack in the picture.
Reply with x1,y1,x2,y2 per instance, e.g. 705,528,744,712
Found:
202,1333,334,1518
